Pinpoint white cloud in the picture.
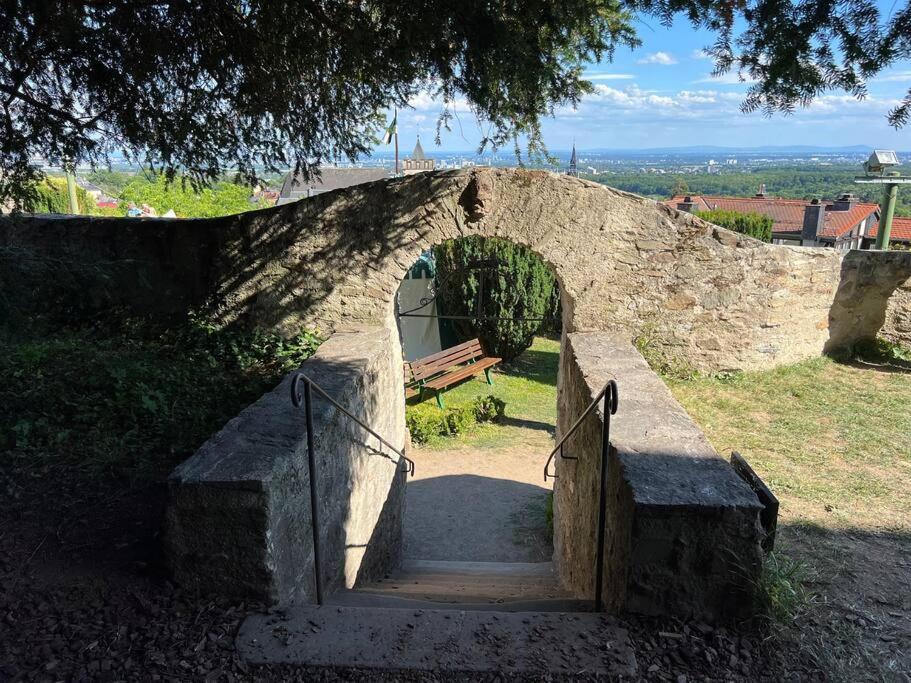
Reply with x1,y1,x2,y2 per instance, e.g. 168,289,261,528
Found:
637,51,678,66
407,90,472,113
694,72,757,85
870,70,911,83
557,82,902,131
583,72,636,81
691,49,712,60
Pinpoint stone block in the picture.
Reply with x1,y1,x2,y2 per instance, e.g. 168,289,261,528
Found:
164,326,407,605
553,333,764,623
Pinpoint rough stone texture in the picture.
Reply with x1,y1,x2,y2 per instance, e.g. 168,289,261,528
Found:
4,170,911,371
165,325,407,604
8,169,911,620
553,333,764,622
236,605,637,677
880,272,911,347
828,250,911,351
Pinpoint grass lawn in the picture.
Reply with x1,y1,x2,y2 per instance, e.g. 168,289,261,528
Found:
406,336,560,451
667,354,911,680
666,356,911,532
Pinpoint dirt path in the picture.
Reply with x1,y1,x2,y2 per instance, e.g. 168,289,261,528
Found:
404,443,553,562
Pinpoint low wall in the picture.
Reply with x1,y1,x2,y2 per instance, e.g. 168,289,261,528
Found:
165,325,406,604
553,333,764,622
828,250,911,352
3,172,911,373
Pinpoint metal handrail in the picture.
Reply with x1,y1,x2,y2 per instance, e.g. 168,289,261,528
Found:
291,373,415,476
542,378,618,612
290,372,415,605
543,379,618,481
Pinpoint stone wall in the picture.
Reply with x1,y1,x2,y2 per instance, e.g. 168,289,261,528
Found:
4,170,911,371
881,273,911,347
553,333,765,622
827,250,911,352
165,325,407,604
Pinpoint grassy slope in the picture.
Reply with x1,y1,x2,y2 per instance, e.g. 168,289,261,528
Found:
407,336,560,451
666,356,911,532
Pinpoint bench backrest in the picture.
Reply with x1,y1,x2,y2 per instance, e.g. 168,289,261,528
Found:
406,339,485,384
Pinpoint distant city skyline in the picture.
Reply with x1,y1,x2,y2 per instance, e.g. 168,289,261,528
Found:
378,2,911,155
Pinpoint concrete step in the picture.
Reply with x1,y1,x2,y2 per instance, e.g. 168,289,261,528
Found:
328,590,594,613
237,605,637,676
354,560,574,604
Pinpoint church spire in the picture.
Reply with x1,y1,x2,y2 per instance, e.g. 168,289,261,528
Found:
568,142,578,177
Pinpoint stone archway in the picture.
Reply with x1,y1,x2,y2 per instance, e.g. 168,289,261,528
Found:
214,167,895,374
8,168,911,621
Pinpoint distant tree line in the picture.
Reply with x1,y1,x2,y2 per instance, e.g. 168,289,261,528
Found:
21,172,269,218
587,168,911,216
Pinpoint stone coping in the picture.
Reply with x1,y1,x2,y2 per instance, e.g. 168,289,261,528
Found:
566,333,762,511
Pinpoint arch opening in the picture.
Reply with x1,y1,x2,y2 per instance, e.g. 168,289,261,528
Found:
393,235,567,570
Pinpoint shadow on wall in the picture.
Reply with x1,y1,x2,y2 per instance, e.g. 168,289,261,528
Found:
826,250,911,353
0,172,460,332
165,328,408,604
206,173,471,332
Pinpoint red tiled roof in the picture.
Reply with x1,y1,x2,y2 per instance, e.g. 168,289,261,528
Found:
868,216,911,242
665,195,879,239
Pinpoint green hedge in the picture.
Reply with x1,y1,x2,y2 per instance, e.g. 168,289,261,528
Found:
0,320,321,480
406,395,505,445
695,209,773,242
433,236,558,361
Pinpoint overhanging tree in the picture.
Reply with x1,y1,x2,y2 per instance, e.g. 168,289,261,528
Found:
1,0,909,207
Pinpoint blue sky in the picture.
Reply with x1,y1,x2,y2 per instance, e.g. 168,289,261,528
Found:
388,10,911,152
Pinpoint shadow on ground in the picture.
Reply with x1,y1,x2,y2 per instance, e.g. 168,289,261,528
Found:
404,474,552,563
773,521,911,679
502,346,560,386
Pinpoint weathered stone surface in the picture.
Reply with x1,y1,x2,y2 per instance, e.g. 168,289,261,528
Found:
881,272,911,346
237,605,637,677
165,325,407,604
827,250,911,351
553,333,764,622
8,169,911,620
4,169,911,371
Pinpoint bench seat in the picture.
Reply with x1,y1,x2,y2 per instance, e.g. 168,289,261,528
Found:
404,339,501,408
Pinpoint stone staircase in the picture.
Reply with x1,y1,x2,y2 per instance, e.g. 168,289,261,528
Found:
333,559,591,611
235,560,638,676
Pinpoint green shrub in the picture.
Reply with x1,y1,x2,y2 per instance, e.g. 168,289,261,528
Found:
0,320,322,480
695,209,774,242
406,394,505,445
850,336,911,365
27,177,90,214
433,236,558,360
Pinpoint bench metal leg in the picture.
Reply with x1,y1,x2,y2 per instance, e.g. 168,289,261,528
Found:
484,368,494,385
435,391,445,409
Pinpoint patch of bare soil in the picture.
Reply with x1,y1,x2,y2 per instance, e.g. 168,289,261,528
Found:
404,443,554,562
782,524,911,680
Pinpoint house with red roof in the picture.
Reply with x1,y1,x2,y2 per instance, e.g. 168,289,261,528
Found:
868,216,911,246
665,188,908,250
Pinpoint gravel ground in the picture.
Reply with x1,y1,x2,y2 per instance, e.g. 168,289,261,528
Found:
0,454,821,681
404,445,553,562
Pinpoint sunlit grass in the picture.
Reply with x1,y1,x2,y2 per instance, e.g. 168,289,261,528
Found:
666,357,911,532
407,336,559,451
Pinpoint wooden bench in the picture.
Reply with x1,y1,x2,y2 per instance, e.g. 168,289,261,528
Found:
404,339,501,408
